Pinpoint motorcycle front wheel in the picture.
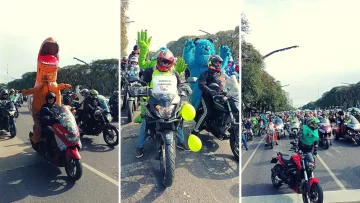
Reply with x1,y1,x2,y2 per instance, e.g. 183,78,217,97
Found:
230,127,239,160
160,143,176,187
65,157,83,181
302,182,323,203
9,118,16,138
103,124,119,147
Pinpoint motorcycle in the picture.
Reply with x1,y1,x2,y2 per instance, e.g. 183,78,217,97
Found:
318,117,332,149
196,75,240,160
10,95,21,118
274,118,285,139
289,118,301,138
265,129,276,149
0,100,17,137
270,141,323,203
245,129,253,141
333,115,360,145
29,105,82,181
77,95,119,147
131,76,197,187
122,68,144,122
109,97,119,121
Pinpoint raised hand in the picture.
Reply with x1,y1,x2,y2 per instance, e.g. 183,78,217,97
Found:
137,30,152,50
174,57,187,74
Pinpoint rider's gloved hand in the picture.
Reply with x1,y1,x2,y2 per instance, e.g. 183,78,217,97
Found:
208,90,217,97
313,150,318,156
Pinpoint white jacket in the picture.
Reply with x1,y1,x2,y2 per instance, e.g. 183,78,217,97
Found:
75,85,85,109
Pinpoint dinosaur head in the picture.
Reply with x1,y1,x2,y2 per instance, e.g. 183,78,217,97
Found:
194,38,215,66
36,37,59,83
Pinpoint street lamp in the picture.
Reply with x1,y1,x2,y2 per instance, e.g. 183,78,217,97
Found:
73,57,89,65
263,45,299,59
199,29,211,35
281,84,290,87
125,21,135,24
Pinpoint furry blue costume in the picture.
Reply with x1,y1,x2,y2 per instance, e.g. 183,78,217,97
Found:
183,38,231,110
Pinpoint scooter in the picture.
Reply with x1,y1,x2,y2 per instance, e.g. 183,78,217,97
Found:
29,105,83,181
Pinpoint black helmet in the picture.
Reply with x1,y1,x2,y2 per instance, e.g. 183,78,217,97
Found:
1,89,8,98
208,55,223,72
133,45,139,50
113,90,119,96
45,92,56,103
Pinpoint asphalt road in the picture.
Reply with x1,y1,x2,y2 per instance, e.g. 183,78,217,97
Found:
120,109,239,203
241,131,360,202
0,102,119,203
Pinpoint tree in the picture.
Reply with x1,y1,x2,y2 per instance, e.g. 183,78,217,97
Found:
121,0,129,56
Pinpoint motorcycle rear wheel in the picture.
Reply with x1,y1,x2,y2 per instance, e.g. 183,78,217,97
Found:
103,125,119,147
65,157,83,181
302,182,323,203
230,128,239,160
127,101,134,123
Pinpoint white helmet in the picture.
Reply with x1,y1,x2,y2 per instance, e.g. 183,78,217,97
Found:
130,56,138,64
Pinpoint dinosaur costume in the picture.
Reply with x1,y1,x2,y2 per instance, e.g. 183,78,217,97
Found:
182,38,231,110
22,37,71,143
134,30,187,123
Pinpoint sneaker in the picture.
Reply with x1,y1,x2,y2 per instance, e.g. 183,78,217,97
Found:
136,148,144,158
177,143,191,151
245,148,248,151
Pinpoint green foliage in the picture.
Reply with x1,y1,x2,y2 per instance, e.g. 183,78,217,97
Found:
165,26,239,60
121,0,129,56
8,59,118,95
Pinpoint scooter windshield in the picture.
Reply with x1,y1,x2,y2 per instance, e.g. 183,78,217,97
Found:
58,105,78,135
349,115,360,124
319,117,330,126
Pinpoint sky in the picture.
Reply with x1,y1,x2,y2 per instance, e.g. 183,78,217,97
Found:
0,0,119,83
125,0,240,55
243,0,360,107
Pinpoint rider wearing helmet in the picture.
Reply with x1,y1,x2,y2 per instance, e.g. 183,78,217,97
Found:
191,55,226,138
128,45,140,61
9,89,15,100
127,56,141,77
121,56,128,71
109,90,119,121
293,117,320,155
136,49,190,158
80,89,100,129
39,92,61,159
0,89,9,100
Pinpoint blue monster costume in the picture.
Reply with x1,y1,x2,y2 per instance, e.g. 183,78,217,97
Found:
182,38,231,110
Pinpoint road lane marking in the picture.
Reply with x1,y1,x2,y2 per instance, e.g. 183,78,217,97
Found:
82,163,119,186
242,189,360,203
241,136,265,174
317,154,346,190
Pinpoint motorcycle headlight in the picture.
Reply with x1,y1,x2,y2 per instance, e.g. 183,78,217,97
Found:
9,111,15,116
155,105,175,119
65,134,80,142
106,114,112,122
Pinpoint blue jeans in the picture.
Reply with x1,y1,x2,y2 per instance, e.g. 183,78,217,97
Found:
242,134,248,149
137,119,185,148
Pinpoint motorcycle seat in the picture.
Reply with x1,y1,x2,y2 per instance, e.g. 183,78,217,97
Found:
279,152,289,156
280,156,293,165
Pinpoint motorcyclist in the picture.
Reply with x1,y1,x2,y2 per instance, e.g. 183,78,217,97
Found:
128,45,140,60
109,91,119,121
121,57,128,71
80,89,100,129
265,121,279,145
75,86,89,119
39,92,61,159
62,91,72,105
337,110,345,136
0,89,9,100
293,117,320,156
241,128,249,150
126,56,141,78
9,89,16,100
136,49,190,158
244,118,253,137
191,55,226,138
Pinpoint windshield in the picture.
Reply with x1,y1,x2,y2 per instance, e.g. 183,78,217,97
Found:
58,105,78,135
319,117,330,125
150,75,178,106
349,115,360,124
10,94,20,102
224,75,239,99
99,99,110,112
291,117,299,123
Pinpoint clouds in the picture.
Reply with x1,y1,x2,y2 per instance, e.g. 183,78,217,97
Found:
0,0,119,80
244,0,360,107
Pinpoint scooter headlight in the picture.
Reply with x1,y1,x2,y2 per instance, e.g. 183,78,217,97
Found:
106,114,112,122
65,134,80,142
9,111,15,116
155,105,175,119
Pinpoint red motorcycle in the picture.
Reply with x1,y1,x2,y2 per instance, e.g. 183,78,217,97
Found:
270,141,323,203
30,105,82,181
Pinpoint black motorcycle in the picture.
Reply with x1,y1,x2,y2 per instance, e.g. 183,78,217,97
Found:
76,96,119,147
131,77,197,187
0,100,17,137
122,72,144,122
109,97,119,121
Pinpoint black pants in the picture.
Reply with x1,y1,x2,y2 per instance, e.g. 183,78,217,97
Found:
43,126,55,155
193,97,212,133
81,112,91,127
